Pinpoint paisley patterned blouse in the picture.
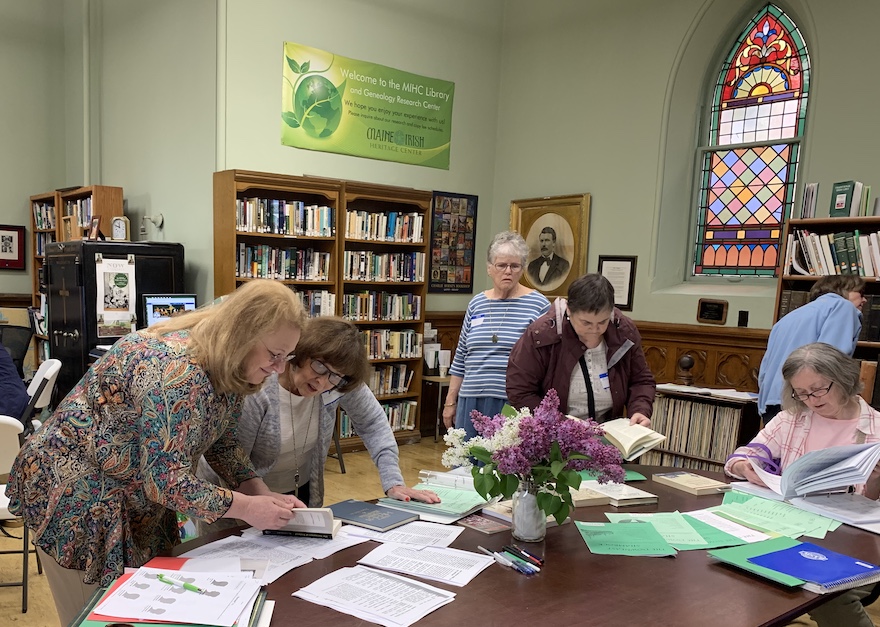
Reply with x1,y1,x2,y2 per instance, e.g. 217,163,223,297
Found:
6,330,257,586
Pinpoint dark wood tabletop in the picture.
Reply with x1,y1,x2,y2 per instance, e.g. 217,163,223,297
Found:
176,465,880,627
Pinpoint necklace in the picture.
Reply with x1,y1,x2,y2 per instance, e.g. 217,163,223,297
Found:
286,368,314,492
491,302,513,343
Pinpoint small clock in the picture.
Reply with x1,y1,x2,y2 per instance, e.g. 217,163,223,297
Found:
110,216,131,241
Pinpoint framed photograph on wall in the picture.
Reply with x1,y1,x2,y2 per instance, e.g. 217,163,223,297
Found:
0,224,26,270
429,191,478,293
597,255,637,311
510,193,591,298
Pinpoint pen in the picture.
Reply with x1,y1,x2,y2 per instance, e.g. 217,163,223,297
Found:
512,543,545,565
477,546,532,575
157,574,206,594
503,544,542,567
501,550,540,573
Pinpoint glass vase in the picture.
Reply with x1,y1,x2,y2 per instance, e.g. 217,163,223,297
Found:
511,478,546,542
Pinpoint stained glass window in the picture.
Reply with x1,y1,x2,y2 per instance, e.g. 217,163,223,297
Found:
694,4,810,277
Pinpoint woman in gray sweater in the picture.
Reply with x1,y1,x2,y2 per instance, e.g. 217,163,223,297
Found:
200,316,438,510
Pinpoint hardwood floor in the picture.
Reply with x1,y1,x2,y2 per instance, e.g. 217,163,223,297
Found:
2,438,878,626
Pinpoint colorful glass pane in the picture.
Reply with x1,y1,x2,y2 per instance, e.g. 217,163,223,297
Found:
695,4,809,277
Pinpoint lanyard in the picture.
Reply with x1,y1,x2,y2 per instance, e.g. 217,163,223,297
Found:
578,355,596,421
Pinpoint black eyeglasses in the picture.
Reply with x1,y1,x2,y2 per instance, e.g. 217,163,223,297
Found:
261,339,295,365
791,381,833,401
310,359,349,387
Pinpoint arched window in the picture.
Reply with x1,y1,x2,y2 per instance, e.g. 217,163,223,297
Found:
693,4,810,277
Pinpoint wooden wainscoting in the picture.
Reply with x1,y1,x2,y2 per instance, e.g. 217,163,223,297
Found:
425,312,769,395
637,321,768,392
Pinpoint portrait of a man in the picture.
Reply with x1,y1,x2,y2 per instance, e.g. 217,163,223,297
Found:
526,226,570,286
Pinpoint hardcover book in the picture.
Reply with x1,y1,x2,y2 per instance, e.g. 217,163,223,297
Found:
455,513,512,534
600,418,667,461
327,499,419,532
829,180,856,217
262,507,342,539
652,471,731,496
577,480,659,507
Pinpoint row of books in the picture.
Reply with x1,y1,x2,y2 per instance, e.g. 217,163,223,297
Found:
776,289,809,318
641,395,749,469
340,399,417,436
32,200,57,230
360,328,422,360
34,231,56,256
64,197,95,228
236,243,331,280
345,210,424,243
785,228,880,277
342,250,425,283
235,198,334,236
340,290,421,322
828,180,877,218
367,363,415,397
294,289,335,317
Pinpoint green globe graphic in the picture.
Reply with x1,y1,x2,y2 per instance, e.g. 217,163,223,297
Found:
294,75,342,139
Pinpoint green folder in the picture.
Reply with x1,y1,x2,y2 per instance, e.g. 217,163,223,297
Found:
707,537,806,587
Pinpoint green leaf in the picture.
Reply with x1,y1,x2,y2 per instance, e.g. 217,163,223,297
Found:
537,492,561,515
469,446,494,464
281,112,300,128
500,404,518,418
552,502,571,525
561,469,582,489
550,460,566,477
550,441,563,463
286,56,302,73
473,471,496,499
500,474,519,499
300,60,310,73
568,453,589,460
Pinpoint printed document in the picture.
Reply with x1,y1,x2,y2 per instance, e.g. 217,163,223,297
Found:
357,543,493,586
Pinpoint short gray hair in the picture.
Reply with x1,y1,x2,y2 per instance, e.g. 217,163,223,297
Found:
780,342,862,412
487,231,529,265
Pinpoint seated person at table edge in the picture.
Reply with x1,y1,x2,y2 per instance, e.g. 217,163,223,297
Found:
199,316,438,518
0,339,29,419
725,342,880,627
507,273,655,426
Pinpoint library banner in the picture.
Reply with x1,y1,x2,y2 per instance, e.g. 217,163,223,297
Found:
281,42,455,169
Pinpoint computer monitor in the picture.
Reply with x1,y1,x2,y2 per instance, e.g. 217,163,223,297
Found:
142,293,198,328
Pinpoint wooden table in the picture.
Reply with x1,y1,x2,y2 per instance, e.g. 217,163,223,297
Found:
176,466,880,627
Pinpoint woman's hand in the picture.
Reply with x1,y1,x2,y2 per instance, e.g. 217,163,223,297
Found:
387,485,441,503
442,404,456,429
730,460,768,487
227,493,297,530
629,412,651,427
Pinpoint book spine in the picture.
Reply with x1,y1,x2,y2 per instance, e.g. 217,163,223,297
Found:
262,529,334,539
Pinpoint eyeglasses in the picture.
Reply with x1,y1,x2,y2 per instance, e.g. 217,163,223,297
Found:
791,381,834,401
493,263,523,272
261,339,295,365
309,359,349,387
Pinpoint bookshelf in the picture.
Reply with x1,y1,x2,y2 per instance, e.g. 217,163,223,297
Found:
58,186,124,242
640,390,760,471
213,170,428,453
29,191,60,366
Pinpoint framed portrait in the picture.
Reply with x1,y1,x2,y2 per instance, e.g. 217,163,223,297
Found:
429,191,478,294
510,193,590,297
0,224,26,270
597,255,637,311
88,216,102,240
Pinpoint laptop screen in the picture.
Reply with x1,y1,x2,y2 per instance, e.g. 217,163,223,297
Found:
142,294,198,328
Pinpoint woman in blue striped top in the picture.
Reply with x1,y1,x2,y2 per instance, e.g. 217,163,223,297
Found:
442,231,551,439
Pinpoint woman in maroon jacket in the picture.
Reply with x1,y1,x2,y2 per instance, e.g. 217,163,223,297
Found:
507,273,655,426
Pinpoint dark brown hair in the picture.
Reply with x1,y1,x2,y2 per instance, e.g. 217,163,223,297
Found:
287,316,368,392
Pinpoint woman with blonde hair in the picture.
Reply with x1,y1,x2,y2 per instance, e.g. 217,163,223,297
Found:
7,279,307,625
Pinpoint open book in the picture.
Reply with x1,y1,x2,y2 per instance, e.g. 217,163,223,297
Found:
262,508,341,539
600,418,667,461
376,469,490,523
747,442,880,500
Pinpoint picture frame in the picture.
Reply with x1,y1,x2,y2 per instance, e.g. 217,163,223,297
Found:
88,216,102,240
510,193,590,298
697,298,729,325
60,215,78,242
597,255,637,311
428,191,478,293
0,224,26,270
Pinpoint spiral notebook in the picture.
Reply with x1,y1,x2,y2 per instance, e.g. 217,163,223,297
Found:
748,541,880,594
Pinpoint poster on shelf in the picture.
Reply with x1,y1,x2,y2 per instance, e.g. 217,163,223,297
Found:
428,191,477,293
95,254,137,338
281,42,455,169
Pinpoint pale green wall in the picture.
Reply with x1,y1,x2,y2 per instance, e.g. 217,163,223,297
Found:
0,0,66,293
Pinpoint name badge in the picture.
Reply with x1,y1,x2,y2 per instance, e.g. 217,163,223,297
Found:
599,372,611,391
471,314,486,327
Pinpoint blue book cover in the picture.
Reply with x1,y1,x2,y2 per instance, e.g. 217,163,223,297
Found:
328,499,418,532
748,542,880,590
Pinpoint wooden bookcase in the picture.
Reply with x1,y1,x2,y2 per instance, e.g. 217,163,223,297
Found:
29,191,60,366
213,170,428,453
640,390,760,471
58,185,124,242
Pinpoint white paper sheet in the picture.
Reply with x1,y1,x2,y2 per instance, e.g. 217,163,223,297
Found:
357,544,493,586
340,521,464,548
240,526,369,559
180,536,312,584
293,565,455,627
684,509,771,543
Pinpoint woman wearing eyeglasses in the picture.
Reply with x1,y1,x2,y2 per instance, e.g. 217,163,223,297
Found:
441,231,551,439
725,342,880,627
200,316,439,509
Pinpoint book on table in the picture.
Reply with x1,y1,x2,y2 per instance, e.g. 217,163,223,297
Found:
481,499,570,526
375,470,490,521
788,493,880,526
455,512,511,534
577,480,659,507
262,507,341,539
651,471,731,496
599,418,667,461
745,442,880,500
748,540,880,594
327,499,419,532
569,485,612,507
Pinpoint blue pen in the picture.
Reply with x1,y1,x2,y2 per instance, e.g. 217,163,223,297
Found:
512,543,545,565
501,550,540,573
477,545,532,575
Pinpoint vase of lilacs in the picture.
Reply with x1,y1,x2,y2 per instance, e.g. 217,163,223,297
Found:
442,389,624,542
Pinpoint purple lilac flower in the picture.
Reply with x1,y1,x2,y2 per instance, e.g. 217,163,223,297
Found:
471,408,506,438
